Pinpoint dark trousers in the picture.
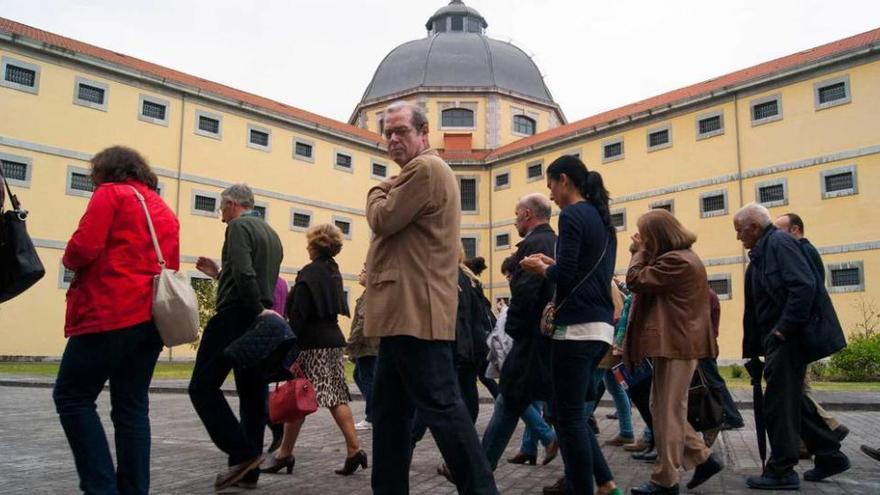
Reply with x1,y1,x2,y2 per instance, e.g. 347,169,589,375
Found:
371,336,498,495
551,340,610,495
53,321,163,495
698,358,744,427
478,357,500,399
188,309,267,482
764,342,844,476
627,372,654,447
353,356,377,422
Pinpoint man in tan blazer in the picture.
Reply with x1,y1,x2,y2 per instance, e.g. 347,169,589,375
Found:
365,101,498,495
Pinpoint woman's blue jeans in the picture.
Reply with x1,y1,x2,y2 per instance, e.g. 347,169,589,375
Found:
53,321,163,495
603,369,635,438
482,396,556,469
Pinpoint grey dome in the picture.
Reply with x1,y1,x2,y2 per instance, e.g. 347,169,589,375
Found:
360,33,555,104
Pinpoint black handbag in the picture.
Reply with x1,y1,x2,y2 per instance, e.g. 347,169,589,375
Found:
687,366,724,432
0,167,45,303
224,314,299,383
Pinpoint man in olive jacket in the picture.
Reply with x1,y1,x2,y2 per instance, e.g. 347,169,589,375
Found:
364,101,497,495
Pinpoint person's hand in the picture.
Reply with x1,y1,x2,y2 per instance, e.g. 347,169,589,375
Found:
629,232,643,253
196,257,220,279
520,254,548,276
380,175,398,189
534,253,556,266
762,330,785,354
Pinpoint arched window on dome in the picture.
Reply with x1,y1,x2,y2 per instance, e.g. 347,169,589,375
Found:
442,108,475,128
513,114,536,136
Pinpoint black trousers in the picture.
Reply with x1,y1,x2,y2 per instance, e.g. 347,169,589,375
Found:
371,336,498,495
410,359,480,446
764,342,844,476
188,309,267,482
627,373,654,447
698,358,744,427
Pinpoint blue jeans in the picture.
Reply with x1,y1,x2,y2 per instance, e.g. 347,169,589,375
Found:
354,356,377,422
53,321,163,495
482,396,556,469
551,340,610,495
519,402,556,457
371,336,498,495
604,369,635,438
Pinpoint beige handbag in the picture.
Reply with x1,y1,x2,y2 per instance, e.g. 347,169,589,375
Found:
131,187,200,347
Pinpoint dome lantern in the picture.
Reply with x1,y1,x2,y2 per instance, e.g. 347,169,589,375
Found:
425,0,487,35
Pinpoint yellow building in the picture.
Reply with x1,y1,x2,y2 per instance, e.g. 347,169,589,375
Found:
1,2,878,359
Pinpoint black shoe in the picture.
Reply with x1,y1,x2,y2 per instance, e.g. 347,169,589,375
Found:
833,424,849,442
232,480,258,489
862,445,880,462
746,472,799,490
630,481,679,494
804,455,850,482
214,455,265,492
632,447,658,462
686,453,723,489
267,422,284,453
335,450,368,475
589,415,600,434
542,476,566,494
721,421,745,430
260,455,295,474
507,452,536,465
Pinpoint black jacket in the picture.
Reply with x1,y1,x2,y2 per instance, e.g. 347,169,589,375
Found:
285,257,350,350
499,223,556,404
742,225,845,361
454,269,492,365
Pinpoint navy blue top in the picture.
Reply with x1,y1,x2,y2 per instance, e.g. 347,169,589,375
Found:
545,201,617,326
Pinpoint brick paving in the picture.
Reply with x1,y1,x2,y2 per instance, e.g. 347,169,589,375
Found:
1,384,878,494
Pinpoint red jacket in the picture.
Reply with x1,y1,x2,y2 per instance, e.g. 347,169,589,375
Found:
63,180,180,337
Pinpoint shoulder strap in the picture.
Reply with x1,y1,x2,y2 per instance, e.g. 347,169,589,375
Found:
555,235,611,313
0,165,23,213
128,186,165,268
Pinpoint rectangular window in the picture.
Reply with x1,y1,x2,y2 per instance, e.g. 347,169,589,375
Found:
195,110,222,139
142,101,165,119
371,161,387,179
70,172,94,192
708,275,732,300
5,64,35,87
610,209,626,232
193,194,217,213
461,237,478,259
821,165,857,199
756,179,787,207
827,261,864,293
59,265,76,289
73,77,110,111
199,116,220,134
527,161,543,181
1,158,28,182
603,138,624,162
451,15,464,31
460,177,478,213
699,116,721,134
139,95,169,126
252,205,267,219
334,218,352,237
495,232,510,250
494,171,510,190
648,128,669,148
700,191,728,218
650,199,674,214
818,83,846,104
291,210,312,231
696,111,724,139
814,76,851,110
189,190,220,218
77,83,105,104
294,139,314,162
249,129,269,147
1,56,40,94
752,100,778,121
335,152,353,170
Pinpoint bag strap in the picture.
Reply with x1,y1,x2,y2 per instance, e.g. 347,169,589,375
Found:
128,186,165,268
554,235,611,313
0,164,23,214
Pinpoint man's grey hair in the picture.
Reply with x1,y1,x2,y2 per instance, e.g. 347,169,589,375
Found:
518,193,552,220
734,202,772,227
221,183,255,209
385,101,428,131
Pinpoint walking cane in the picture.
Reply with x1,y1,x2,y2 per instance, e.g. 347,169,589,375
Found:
745,358,767,471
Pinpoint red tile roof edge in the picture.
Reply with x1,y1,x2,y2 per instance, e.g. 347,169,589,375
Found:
0,17,386,149
487,26,880,162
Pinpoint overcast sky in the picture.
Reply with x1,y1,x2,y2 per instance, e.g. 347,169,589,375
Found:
4,1,879,124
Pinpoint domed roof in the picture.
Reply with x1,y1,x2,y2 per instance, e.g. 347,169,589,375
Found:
358,1,555,106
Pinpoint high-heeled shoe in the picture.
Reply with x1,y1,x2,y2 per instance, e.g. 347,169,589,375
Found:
507,452,537,465
335,449,368,475
260,455,295,474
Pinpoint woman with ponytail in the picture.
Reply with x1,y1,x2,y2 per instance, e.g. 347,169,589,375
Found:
522,155,618,494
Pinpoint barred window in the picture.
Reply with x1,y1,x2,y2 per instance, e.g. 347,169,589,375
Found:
249,129,269,147
193,195,216,212
604,141,623,159
292,212,311,229
527,162,543,180
62,267,76,284
824,172,854,193
335,153,352,169
460,178,477,212
142,100,166,121
372,162,387,178
462,237,477,259
1,159,27,182
708,278,730,298
495,233,510,249
442,108,474,128
513,115,536,135
752,100,779,121
77,83,105,104
831,268,860,287
198,115,220,134
5,64,35,87
648,129,669,148
758,184,785,204
295,141,313,159
611,212,625,230
451,15,464,31
252,205,266,219
702,194,726,214
335,220,351,236
818,82,847,104
698,115,722,135
70,172,95,192
495,172,509,189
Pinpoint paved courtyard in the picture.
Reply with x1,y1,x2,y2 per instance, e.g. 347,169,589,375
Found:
1,385,878,494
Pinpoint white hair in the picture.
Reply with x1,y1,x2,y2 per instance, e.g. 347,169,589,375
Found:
734,202,772,227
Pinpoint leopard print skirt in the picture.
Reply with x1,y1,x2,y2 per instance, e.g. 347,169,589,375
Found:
296,347,351,408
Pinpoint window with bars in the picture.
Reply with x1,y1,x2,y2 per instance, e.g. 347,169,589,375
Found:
442,108,474,128
648,128,670,148
824,172,853,193
77,83,105,105
708,278,731,299
814,76,851,110
701,193,727,216
827,262,864,293
70,172,95,193
292,212,311,230
818,83,846,104
372,162,387,178
5,64,35,87
495,172,510,189
495,233,510,249
758,183,786,205
513,115,536,135
335,152,353,170
198,115,220,134
460,178,477,212
193,194,217,213
461,237,477,259
249,129,269,147
752,100,779,121
60,266,76,288
651,200,673,213
294,141,313,160
1,159,28,182
527,162,543,180
821,166,857,199
334,220,351,236
252,205,267,219
831,268,859,287
141,100,167,121
611,211,626,231
698,115,723,136
603,141,623,160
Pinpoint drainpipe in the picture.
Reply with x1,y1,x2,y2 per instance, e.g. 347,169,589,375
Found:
167,93,186,362
733,93,747,273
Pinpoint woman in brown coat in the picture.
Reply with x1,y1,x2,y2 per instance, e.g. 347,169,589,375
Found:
623,209,722,495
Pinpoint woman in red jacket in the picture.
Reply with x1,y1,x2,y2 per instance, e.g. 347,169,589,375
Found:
53,146,180,495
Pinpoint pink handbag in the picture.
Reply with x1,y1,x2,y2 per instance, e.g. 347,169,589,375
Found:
269,364,318,423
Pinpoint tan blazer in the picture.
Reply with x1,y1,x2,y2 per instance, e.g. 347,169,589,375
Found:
622,249,718,368
364,149,461,341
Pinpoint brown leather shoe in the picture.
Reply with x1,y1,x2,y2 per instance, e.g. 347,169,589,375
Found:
507,452,537,465
603,434,635,446
542,440,559,465
543,476,566,494
214,455,265,491
624,439,649,452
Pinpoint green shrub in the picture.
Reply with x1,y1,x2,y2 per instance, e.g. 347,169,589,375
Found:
191,278,218,350
730,364,744,379
829,333,880,381
808,361,828,381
